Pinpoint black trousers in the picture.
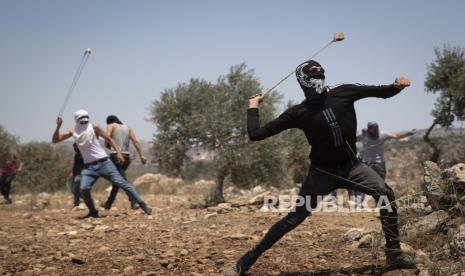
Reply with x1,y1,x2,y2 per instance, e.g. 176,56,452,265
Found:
104,154,132,208
253,161,400,256
72,175,81,207
0,174,16,200
365,161,387,179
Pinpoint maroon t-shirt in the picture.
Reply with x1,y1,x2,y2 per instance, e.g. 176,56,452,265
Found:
2,160,17,176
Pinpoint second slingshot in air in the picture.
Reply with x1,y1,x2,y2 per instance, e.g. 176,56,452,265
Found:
58,48,92,117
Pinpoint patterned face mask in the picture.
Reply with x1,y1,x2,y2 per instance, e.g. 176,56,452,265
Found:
307,78,326,94
296,60,327,101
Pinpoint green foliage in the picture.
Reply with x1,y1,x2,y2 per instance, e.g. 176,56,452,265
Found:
425,45,465,127
0,125,19,166
14,143,71,193
149,64,287,193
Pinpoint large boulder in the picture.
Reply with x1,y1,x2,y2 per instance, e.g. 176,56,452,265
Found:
422,162,465,214
422,161,449,211
401,210,449,240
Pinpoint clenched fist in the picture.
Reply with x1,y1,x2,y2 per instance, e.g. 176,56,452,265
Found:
249,93,264,108
393,77,411,89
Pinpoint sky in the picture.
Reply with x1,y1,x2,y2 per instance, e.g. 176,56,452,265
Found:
1,0,465,143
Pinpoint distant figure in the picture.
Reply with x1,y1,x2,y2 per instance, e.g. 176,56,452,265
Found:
345,122,415,208
52,110,152,219
0,153,24,204
70,143,84,209
102,115,147,210
359,121,414,178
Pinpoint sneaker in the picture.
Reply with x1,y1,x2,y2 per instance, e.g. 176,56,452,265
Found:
224,250,259,276
130,202,140,210
139,202,152,215
1,198,12,205
78,211,99,220
385,249,416,271
101,202,112,210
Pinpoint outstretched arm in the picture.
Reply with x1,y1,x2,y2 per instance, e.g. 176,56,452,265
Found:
52,117,73,143
348,77,411,101
247,94,296,141
129,128,147,164
385,129,415,140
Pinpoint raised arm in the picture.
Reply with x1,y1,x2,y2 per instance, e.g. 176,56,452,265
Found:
52,117,73,143
247,94,296,141
128,128,147,164
347,77,411,101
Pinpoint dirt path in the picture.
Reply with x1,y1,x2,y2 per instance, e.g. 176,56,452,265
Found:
0,193,416,275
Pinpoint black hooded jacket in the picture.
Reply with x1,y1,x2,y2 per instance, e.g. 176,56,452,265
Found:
247,83,402,168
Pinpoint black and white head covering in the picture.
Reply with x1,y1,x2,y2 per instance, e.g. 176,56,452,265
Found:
295,60,327,101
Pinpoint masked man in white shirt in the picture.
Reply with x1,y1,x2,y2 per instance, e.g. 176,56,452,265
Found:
52,110,152,219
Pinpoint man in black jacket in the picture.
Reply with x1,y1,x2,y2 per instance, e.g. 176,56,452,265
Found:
225,60,415,275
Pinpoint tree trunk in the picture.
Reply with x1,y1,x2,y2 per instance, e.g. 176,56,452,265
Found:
423,121,440,163
208,169,227,206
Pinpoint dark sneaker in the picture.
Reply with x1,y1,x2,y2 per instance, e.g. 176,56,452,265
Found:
78,211,99,220
130,202,140,210
224,250,259,276
3,198,12,205
385,249,416,271
139,202,152,215
101,202,112,210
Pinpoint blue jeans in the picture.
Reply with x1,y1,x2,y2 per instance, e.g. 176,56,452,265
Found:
80,159,143,213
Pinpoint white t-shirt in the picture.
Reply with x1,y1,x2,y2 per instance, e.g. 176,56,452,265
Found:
73,124,108,164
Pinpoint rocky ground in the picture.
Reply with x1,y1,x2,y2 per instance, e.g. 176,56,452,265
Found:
2,160,465,276
0,191,422,276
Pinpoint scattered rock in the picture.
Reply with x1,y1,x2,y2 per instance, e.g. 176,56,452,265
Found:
358,234,373,248
94,225,111,232
80,223,94,230
400,242,416,256
70,256,86,264
401,210,449,239
217,203,233,212
123,265,135,274
224,233,252,240
204,213,218,220
450,224,465,258
248,191,272,205
22,213,32,219
252,185,266,194
343,228,364,242
415,249,430,264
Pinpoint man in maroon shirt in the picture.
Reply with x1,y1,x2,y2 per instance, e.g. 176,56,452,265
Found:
0,153,24,204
